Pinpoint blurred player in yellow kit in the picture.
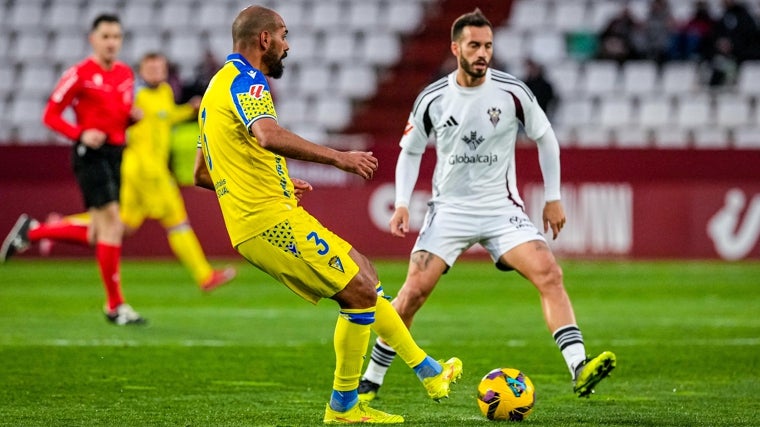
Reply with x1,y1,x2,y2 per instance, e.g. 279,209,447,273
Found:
25,52,235,291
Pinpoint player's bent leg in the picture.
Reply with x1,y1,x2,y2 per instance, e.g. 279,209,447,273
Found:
500,240,575,332
371,294,462,401
360,252,448,402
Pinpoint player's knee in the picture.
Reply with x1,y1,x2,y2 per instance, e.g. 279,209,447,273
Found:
535,262,563,290
338,275,378,309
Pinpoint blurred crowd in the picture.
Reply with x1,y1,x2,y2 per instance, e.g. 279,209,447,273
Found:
596,0,760,86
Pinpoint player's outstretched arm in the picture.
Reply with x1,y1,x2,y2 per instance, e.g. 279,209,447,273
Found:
193,149,214,191
251,118,378,180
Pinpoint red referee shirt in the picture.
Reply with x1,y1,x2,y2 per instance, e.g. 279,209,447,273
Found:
43,57,134,145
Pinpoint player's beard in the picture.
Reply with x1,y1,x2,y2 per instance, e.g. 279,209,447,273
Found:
460,56,489,79
264,46,286,79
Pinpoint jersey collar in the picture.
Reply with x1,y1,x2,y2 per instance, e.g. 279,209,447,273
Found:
225,53,253,69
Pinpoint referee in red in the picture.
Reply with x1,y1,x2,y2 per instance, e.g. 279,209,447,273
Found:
40,14,143,325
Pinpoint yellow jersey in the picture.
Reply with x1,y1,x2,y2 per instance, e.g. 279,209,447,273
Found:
127,81,195,171
198,53,297,247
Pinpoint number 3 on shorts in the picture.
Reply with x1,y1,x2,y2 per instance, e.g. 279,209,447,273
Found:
307,231,329,255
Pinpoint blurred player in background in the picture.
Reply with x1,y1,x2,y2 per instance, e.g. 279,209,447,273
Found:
1,14,145,325
24,52,236,292
193,5,462,424
358,9,616,401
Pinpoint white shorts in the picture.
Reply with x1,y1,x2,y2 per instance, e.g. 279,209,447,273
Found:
413,204,546,268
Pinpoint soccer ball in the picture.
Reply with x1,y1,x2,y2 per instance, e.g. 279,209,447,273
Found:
477,368,535,421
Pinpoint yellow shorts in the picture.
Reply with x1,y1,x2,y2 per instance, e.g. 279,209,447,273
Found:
236,207,360,304
120,159,188,229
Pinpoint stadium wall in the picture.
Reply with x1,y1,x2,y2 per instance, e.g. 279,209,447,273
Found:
1,144,759,261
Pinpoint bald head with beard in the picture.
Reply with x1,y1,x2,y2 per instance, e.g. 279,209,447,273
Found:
232,5,288,78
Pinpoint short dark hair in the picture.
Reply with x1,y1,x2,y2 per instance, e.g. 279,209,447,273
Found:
91,13,121,32
451,8,492,41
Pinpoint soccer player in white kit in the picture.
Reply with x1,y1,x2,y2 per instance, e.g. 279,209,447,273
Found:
359,8,616,400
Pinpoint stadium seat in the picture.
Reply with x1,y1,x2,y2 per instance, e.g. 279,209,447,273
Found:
736,61,760,95
553,97,596,129
598,97,635,128
296,64,333,97
693,127,729,149
621,61,659,95
123,30,164,65
579,61,619,96
526,31,567,64
285,30,319,65
493,28,525,70
207,32,233,60
198,2,234,33
17,63,57,98
361,33,401,67
0,63,17,96
8,96,48,140
670,1,695,22
335,64,378,99
166,30,204,68
49,30,89,66
275,97,312,129
384,1,424,34
734,126,760,148
652,127,690,149
589,0,624,31
323,32,358,64
639,96,675,129
615,126,652,148
0,30,11,64
715,94,751,129
675,95,713,128
661,62,698,95
47,0,85,32
5,0,45,32
314,97,352,132
347,1,383,32
121,0,158,31
549,0,591,32
576,126,614,148
157,2,193,33
11,30,50,64
508,0,551,31
310,2,343,32
546,60,581,98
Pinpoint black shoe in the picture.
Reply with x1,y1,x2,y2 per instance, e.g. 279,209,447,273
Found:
1,214,36,263
358,378,381,402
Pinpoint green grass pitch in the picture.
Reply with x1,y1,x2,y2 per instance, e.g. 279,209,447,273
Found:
1,258,759,426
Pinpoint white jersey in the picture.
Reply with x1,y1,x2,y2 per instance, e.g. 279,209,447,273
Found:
399,68,553,214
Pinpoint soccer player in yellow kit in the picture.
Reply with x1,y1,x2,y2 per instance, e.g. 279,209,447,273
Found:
192,5,462,424
23,52,235,291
